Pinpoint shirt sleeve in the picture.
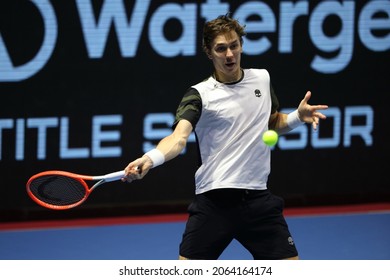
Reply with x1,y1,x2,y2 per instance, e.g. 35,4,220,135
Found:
270,83,279,114
172,87,202,130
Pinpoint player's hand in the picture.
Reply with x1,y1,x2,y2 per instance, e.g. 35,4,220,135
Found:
297,91,328,130
122,156,153,183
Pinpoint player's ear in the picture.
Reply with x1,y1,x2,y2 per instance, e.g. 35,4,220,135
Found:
207,53,213,60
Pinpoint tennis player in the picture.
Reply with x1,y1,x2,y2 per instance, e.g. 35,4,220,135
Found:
124,14,328,260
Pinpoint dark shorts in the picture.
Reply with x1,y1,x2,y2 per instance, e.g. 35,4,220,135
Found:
179,188,298,260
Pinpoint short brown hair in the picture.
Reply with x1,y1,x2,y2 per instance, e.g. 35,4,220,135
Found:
202,13,246,54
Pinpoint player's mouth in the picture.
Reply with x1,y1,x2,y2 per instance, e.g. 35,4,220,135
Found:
225,62,236,69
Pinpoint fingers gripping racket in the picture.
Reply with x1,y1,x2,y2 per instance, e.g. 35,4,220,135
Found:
26,170,125,210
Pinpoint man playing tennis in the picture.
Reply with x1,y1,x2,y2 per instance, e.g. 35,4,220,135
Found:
124,14,328,260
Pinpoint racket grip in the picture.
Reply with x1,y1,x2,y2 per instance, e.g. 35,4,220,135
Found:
103,170,126,182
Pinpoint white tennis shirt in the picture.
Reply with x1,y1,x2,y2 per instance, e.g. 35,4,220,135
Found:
174,68,276,194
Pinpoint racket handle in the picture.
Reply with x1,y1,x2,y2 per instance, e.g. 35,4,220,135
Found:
102,170,126,182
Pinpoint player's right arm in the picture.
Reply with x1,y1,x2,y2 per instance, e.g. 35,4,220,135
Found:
123,119,193,182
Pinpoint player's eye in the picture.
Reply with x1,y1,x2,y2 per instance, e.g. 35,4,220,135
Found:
230,43,239,50
215,45,227,53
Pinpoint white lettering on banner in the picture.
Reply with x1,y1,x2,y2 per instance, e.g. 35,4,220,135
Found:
359,0,390,51
27,117,59,160
0,0,57,82
309,1,354,74
143,106,374,153
75,0,151,58
0,107,375,161
60,117,89,159
0,115,122,160
0,119,13,160
200,0,229,22
92,115,122,157
58,0,390,73
235,1,276,55
1,0,389,81
279,106,374,149
149,3,197,57
343,106,374,147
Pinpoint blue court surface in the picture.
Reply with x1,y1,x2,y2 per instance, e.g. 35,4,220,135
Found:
1,204,389,260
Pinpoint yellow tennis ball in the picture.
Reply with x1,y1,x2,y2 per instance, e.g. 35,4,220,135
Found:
262,130,278,146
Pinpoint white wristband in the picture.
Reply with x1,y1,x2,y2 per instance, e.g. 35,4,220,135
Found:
144,149,165,168
287,109,304,129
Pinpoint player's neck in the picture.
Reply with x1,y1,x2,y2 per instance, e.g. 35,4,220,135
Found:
214,68,243,84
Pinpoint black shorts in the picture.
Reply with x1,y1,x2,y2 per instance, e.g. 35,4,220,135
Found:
179,188,298,260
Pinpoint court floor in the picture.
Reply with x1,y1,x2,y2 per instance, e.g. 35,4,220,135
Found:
1,203,389,260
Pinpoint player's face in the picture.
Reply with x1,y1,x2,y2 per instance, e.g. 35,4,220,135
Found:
209,31,243,83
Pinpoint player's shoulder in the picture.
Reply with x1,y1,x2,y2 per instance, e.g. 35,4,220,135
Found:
183,86,201,100
244,68,271,83
244,68,270,77
191,75,215,93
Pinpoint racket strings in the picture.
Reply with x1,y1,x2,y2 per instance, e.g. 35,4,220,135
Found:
28,175,87,206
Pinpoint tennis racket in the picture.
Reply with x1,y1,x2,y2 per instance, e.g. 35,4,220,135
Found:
26,170,125,210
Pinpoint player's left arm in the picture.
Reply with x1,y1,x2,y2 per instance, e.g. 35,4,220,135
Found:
268,111,287,133
269,91,328,134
